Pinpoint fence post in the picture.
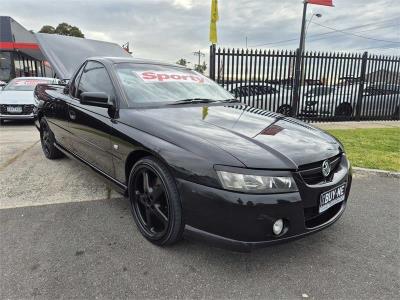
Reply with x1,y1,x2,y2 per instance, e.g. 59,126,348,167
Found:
292,48,302,117
209,44,216,80
355,51,368,121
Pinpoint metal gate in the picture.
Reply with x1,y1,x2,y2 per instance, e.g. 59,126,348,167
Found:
209,45,400,122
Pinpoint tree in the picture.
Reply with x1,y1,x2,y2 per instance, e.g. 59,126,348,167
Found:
194,62,207,74
176,58,188,67
39,25,55,34
39,23,84,38
68,26,85,38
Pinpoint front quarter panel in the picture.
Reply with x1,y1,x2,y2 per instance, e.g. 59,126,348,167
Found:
110,118,223,189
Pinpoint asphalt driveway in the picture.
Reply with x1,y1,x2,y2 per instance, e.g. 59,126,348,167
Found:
0,123,399,299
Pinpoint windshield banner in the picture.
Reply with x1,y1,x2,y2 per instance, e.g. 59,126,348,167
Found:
13,79,51,86
135,71,210,84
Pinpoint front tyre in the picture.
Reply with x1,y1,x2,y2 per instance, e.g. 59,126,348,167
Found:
128,156,184,246
40,118,64,159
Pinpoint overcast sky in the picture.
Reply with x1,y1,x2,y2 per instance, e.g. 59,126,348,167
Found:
2,0,399,65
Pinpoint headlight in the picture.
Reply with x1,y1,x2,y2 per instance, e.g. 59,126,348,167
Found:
216,171,298,194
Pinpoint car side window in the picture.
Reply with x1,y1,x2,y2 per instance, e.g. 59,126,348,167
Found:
70,64,85,98
77,61,115,100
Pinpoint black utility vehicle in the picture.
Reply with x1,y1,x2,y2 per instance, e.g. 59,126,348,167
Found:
34,34,352,251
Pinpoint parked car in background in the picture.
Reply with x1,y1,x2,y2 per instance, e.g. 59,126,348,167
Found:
300,84,400,119
229,83,293,115
0,77,59,124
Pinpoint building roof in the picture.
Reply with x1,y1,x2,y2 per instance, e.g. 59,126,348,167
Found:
0,16,44,61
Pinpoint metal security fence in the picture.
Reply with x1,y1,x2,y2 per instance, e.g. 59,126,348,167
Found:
209,46,400,122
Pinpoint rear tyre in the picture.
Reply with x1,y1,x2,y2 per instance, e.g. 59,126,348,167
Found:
40,118,64,159
128,156,183,246
335,103,353,117
0,119,4,125
277,104,293,116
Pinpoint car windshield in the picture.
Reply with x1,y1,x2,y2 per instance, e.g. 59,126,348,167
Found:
115,63,235,106
3,78,55,91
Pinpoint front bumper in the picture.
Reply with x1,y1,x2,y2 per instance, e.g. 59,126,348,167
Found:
0,113,35,120
178,156,352,252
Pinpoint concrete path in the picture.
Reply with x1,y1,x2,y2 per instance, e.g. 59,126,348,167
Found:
0,123,120,209
315,120,400,130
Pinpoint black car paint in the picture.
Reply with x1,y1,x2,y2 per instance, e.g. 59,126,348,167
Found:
34,57,352,251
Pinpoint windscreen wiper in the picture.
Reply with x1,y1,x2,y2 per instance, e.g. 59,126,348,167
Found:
170,98,218,105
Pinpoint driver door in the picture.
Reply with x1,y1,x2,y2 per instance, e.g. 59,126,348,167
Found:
68,61,115,177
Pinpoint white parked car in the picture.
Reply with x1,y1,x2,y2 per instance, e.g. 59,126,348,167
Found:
300,84,400,118
0,77,59,124
228,83,294,115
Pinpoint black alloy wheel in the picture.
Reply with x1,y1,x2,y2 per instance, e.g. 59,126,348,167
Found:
277,104,293,117
40,118,63,159
128,157,183,246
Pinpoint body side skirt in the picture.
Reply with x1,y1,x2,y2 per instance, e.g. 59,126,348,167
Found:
54,142,128,196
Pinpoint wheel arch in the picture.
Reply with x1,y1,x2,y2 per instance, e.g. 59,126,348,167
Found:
125,147,172,185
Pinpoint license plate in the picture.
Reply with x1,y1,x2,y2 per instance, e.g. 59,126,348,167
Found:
7,106,22,113
319,183,347,213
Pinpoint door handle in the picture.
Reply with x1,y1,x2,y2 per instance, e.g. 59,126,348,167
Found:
68,109,76,120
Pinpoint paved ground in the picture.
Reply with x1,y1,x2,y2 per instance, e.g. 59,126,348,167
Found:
1,122,399,299
0,122,119,209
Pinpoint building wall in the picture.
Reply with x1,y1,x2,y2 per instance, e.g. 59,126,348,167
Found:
0,16,52,81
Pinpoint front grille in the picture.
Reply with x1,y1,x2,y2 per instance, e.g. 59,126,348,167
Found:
298,154,342,185
0,104,34,115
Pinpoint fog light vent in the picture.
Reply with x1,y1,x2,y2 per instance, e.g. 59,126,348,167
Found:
273,219,284,236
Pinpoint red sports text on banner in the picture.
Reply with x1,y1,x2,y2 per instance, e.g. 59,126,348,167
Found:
307,0,333,7
14,79,51,86
135,71,210,84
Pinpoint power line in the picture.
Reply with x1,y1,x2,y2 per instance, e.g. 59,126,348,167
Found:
310,21,400,44
356,23,399,33
249,18,400,47
304,23,400,45
193,50,205,66
356,44,400,51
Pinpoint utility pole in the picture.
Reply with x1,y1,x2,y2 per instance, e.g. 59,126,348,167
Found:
292,1,308,117
193,50,205,67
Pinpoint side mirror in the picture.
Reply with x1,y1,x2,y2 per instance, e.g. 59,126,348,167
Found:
80,92,112,108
